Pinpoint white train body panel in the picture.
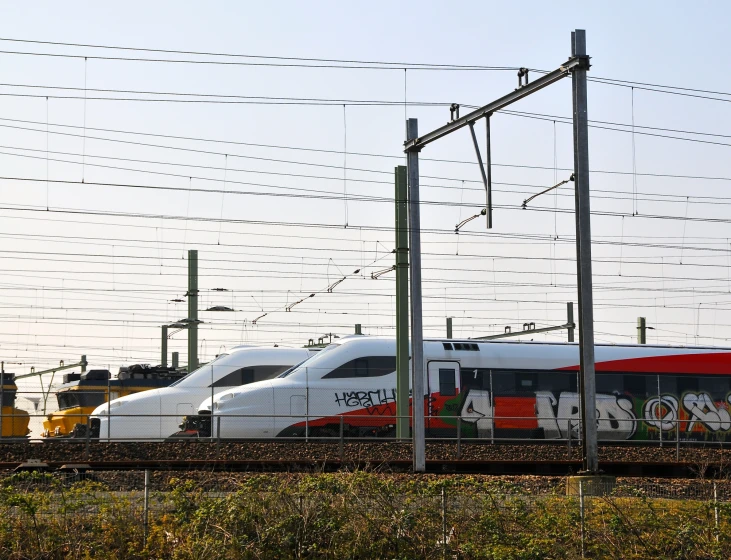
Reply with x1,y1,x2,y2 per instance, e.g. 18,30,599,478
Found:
91,347,315,441
208,336,731,442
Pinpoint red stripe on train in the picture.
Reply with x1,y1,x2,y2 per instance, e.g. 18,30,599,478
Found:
559,352,731,374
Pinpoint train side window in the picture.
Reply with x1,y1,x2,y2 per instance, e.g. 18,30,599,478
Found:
322,357,397,379
516,372,537,393
596,374,618,395
623,374,653,399
535,372,571,393
491,372,515,395
439,369,456,396
698,376,728,398
659,375,676,395
677,376,699,395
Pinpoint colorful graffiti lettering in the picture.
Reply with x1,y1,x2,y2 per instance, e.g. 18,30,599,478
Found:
459,390,636,440
644,392,731,435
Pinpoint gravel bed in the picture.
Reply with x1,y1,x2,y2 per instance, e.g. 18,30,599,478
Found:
0,440,729,468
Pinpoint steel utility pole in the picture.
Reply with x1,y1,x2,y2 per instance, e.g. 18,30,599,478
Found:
406,119,426,472
571,30,598,474
187,249,199,372
395,166,410,439
403,29,598,475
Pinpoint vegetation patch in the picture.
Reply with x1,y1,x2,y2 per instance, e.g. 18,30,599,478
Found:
0,471,728,559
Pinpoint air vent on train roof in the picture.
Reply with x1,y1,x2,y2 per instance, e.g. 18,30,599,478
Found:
443,342,479,351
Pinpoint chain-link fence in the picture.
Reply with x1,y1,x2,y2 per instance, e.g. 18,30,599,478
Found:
0,471,729,558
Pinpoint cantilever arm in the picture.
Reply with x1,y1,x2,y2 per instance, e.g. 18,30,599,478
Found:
522,174,574,209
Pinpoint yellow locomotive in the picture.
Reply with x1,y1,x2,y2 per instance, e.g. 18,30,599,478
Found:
42,365,187,438
1,373,30,439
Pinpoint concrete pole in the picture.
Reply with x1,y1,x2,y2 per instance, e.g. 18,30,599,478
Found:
188,250,198,372
406,119,426,472
395,166,410,439
172,352,179,370
571,29,599,474
161,326,168,367
446,318,453,339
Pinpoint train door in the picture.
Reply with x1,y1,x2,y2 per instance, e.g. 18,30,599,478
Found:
426,361,461,435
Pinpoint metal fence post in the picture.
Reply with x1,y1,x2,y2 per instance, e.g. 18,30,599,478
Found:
216,416,221,455
714,482,719,541
339,416,344,461
456,417,462,459
579,479,585,558
441,487,448,560
676,418,680,462
85,415,90,460
143,469,150,542
567,419,572,459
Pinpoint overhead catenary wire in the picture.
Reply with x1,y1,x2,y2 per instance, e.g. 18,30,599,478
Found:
3,114,731,183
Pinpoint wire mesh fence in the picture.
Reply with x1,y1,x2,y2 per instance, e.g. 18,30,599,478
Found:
0,471,729,558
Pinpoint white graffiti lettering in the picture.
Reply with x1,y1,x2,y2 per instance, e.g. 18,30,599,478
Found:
683,392,731,432
535,391,561,439
596,393,636,440
460,389,493,438
644,396,678,431
460,390,636,440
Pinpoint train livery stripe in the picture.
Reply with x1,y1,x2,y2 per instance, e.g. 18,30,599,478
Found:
559,352,731,374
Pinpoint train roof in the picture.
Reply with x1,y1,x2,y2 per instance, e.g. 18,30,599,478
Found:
326,335,731,352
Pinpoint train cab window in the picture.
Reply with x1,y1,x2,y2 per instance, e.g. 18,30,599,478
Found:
211,365,291,387
439,369,456,396
57,391,106,410
322,356,397,379
1,391,16,407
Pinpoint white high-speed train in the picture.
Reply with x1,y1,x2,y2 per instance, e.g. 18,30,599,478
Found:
89,346,318,441
196,336,731,443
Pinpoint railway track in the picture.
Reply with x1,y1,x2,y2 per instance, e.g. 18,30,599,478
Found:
0,440,729,478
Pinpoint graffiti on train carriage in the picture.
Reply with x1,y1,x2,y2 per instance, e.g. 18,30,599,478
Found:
643,392,731,436
458,389,636,440
334,389,396,410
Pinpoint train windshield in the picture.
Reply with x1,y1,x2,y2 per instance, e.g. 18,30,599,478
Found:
278,358,313,378
167,354,232,388
57,390,106,410
284,344,340,378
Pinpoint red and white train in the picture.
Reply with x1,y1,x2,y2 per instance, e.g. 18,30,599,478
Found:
194,336,731,442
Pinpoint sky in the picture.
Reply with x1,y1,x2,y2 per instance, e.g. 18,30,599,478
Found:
1,1,731,413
